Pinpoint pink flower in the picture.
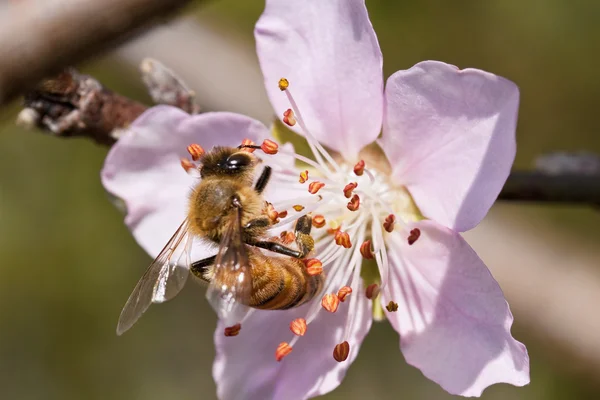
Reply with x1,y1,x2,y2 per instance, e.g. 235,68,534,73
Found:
101,0,529,398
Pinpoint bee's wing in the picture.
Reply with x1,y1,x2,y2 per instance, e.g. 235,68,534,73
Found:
205,206,253,325
116,219,192,335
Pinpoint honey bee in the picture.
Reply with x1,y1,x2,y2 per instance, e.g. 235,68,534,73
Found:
116,144,323,335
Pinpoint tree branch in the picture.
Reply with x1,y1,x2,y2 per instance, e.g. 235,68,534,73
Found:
0,0,196,105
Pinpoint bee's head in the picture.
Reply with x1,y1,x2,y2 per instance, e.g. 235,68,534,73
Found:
199,147,257,180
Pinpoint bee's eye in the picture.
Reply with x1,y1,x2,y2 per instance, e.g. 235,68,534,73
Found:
225,153,251,170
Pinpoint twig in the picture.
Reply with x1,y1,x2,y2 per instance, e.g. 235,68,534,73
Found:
0,0,196,105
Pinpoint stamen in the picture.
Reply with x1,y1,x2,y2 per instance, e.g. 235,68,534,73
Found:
312,215,326,228
343,182,358,198
283,109,297,126
308,181,325,194
353,160,365,176
321,293,340,313
278,78,289,91
265,202,279,223
180,158,196,173
333,341,350,362
186,143,204,161
337,286,352,302
327,220,341,235
407,228,421,245
365,284,380,300
240,138,256,152
347,194,360,211
334,230,352,248
299,170,309,183
280,231,295,244
223,323,241,337
293,205,305,212
290,318,307,336
277,210,288,219
385,301,399,312
360,240,374,259
275,342,293,361
304,258,324,276
383,214,396,233
261,139,279,155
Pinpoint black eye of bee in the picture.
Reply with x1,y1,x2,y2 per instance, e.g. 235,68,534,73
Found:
224,153,251,171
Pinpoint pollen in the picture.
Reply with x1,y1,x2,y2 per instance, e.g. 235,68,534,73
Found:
278,78,289,91
186,143,205,161
180,158,196,173
337,286,352,302
360,240,374,259
290,318,307,336
275,342,293,361
312,215,326,228
327,220,340,235
299,170,309,184
347,194,360,211
308,181,325,194
383,214,396,233
321,293,340,313
223,323,241,337
283,108,297,126
304,258,323,276
343,182,358,198
365,283,380,300
293,204,305,212
353,160,365,176
334,230,352,248
333,341,350,362
261,139,279,155
240,138,256,152
407,228,421,245
385,301,399,312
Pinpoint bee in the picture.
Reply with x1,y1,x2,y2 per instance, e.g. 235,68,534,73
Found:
116,144,323,335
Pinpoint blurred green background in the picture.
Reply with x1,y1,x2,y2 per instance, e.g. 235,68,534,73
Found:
1,0,600,399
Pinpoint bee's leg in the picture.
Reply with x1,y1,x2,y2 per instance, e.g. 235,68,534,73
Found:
190,255,216,283
243,217,270,230
246,239,304,258
294,215,314,258
254,166,272,194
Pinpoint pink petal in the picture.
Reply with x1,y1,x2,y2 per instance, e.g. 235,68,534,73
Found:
213,286,372,400
255,0,384,159
381,220,529,396
101,105,270,259
381,61,519,232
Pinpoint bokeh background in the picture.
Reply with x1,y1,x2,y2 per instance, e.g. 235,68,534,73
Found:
1,0,600,399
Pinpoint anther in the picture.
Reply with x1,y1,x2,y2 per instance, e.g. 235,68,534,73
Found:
275,342,293,361
337,286,352,302
280,231,295,244
283,109,297,126
353,160,365,176
312,215,326,228
278,210,288,219
383,214,396,233
187,143,205,161
407,228,421,245
333,341,350,362
261,139,279,155
293,205,305,212
224,323,241,337
240,138,256,152
385,301,399,312
343,182,358,198
365,284,380,300
334,230,352,248
308,181,325,194
265,202,279,223
347,194,360,211
327,220,341,235
180,158,196,173
290,318,307,336
299,170,309,184
360,240,374,259
278,78,289,91
321,293,340,313
304,259,323,276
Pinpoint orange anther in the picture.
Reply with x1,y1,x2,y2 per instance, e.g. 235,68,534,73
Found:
277,210,288,219
386,301,399,312
334,230,352,248
290,318,307,336
180,158,196,173
383,214,396,233
360,240,374,259
240,138,256,152
337,286,352,302
407,228,421,245
293,205,305,212
333,341,350,362
265,202,279,223
308,181,325,194
353,160,365,176
347,194,360,211
278,78,289,91
343,182,358,198
186,143,205,161
365,283,380,300
283,108,297,127
321,293,340,313
299,170,309,184
312,215,326,228
223,323,241,337
304,258,323,276
275,342,293,361
261,139,279,155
